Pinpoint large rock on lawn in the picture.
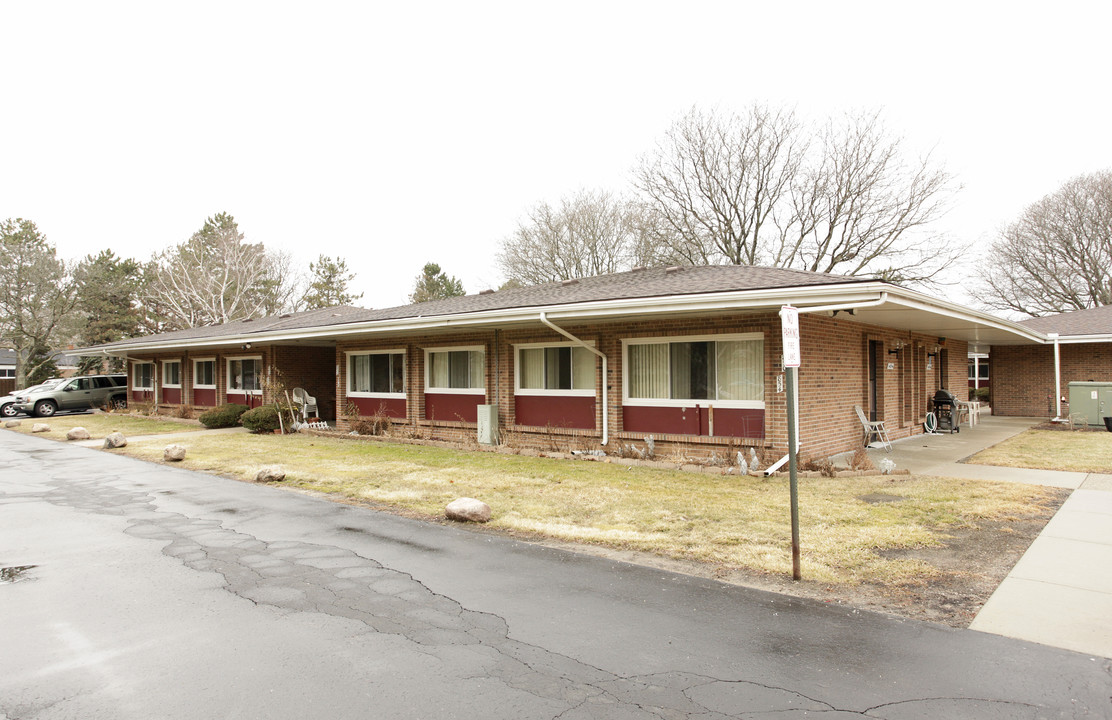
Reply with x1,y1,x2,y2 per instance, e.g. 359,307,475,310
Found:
445,497,492,523
5,420,21,428
255,466,286,483
164,444,187,462
66,427,91,441
32,423,50,433
103,432,127,448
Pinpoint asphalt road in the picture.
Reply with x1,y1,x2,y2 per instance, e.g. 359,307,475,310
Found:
2,430,1110,719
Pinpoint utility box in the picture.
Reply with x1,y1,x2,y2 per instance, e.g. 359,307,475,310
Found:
1067,382,1112,425
476,404,499,445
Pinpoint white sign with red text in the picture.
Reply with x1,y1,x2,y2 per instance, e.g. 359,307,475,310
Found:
780,305,800,368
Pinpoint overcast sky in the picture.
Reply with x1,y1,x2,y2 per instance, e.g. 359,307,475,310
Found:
3,1,1109,312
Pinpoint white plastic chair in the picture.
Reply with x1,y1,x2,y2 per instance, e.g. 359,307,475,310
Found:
291,387,318,422
854,405,891,452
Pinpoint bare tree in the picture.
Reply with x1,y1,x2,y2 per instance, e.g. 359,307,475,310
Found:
976,170,1112,316
498,189,679,286
776,112,958,283
635,105,804,267
0,218,78,387
635,105,959,284
142,213,301,330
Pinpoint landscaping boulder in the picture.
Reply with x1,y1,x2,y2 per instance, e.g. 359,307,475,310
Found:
164,444,187,462
31,423,50,433
445,497,492,523
66,427,91,441
4,420,21,428
103,432,127,448
255,466,286,483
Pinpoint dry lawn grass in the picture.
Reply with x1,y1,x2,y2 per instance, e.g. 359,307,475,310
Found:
109,432,1061,586
5,413,198,439
967,429,1112,474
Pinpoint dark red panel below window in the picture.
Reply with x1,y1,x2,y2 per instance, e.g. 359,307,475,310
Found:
514,395,595,430
623,405,764,439
425,393,484,422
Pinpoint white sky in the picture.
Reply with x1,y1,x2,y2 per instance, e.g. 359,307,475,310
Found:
3,1,1109,312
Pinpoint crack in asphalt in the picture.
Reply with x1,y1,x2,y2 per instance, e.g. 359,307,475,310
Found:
1,440,1091,719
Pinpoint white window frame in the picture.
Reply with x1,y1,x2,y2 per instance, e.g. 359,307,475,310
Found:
346,349,407,399
132,361,154,391
193,358,216,389
0,368,14,379
424,345,486,394
621,332,765,409
514,341,596,397
162,358,182,388
226,355,263,395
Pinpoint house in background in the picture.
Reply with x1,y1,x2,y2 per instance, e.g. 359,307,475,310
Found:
86,266,1047,460
991,305,1112,419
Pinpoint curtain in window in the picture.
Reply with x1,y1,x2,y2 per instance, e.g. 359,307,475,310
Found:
429,353,449,388
352,355,371,392
468,350,485,389
572,346,595,390
628,344,669,399
520,348,544,389
716,339,763,401
390,354,405,393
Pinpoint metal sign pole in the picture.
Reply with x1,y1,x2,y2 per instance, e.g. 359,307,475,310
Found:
786,365,801,580
779,305,802,581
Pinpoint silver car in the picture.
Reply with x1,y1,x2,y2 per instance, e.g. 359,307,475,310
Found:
0,379,64,418
14,375,127,417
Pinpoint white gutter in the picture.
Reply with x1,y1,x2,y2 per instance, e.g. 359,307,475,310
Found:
539,312,608,446
792,293,889,317
1049,333,1063,421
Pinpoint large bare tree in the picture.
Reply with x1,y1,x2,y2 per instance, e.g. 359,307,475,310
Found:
976,170,1112,316
142,213,301,330
498,189,680,285
0,218,78,387
635,105,959,284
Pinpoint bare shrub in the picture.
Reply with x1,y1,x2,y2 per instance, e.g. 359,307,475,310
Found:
850,448,876,471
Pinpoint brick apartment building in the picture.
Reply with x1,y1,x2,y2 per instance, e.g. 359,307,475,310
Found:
86,266,1049,460
990,305,1112,419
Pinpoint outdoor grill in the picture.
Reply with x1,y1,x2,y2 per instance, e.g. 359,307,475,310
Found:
932,389,960,433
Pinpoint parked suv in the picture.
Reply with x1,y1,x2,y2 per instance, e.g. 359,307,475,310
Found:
14,374,127,417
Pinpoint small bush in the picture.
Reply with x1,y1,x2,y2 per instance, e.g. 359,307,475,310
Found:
199,403,250,429
241,405,291,434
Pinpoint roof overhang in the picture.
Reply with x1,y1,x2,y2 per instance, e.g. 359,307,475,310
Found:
87,281,1048,356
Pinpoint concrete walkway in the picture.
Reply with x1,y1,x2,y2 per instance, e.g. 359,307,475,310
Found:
869,416,1112,658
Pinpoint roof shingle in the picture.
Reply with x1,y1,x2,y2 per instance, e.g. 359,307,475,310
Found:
93,265,870,350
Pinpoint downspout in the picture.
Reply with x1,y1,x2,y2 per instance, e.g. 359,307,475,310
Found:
764,293,889,476
539,312,608,446
1049,333,1063,421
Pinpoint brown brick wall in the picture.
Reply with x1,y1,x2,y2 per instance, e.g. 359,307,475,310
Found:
125,345,333,417
993,342,1112,417
331,314,968,460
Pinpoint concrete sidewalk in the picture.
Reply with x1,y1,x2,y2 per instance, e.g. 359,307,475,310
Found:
869,416,1112,658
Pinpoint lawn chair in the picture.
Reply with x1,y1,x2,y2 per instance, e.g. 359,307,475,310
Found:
854,405,891,452
291,387,318,423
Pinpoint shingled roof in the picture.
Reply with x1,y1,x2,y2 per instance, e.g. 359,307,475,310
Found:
91,265,871,350
1019,304,1112,337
